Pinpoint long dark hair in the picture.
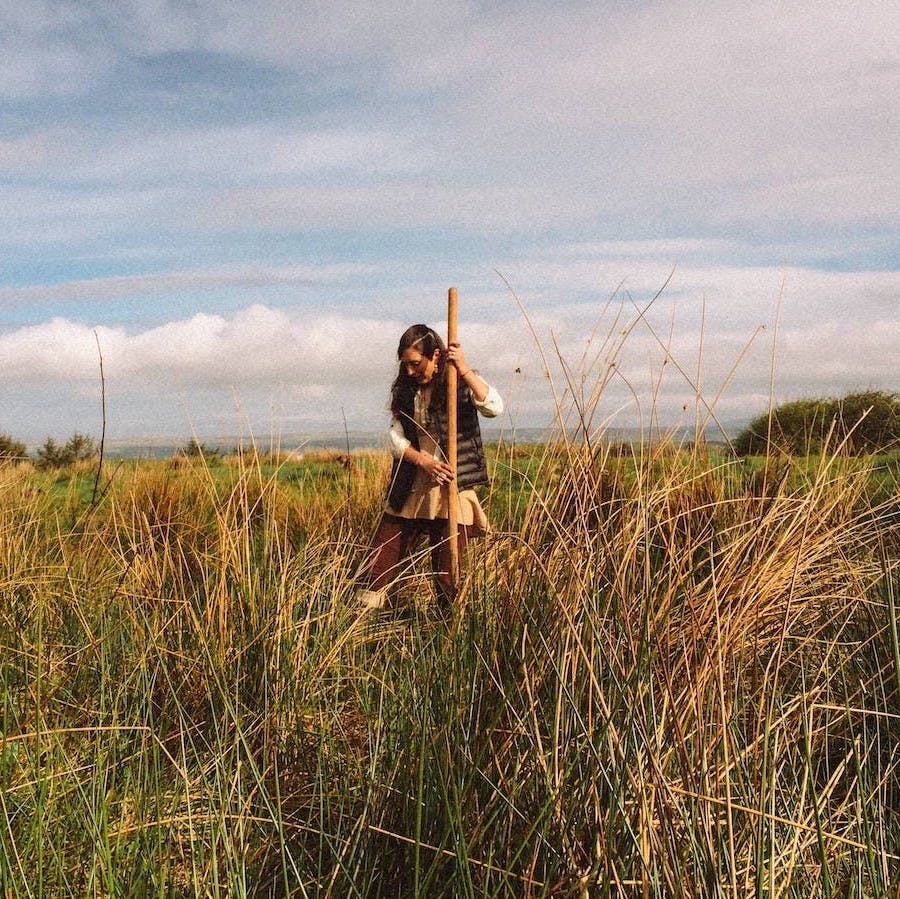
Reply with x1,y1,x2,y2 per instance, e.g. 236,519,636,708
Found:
390,324,448,416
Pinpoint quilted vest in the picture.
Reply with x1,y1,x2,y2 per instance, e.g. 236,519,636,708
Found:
386,382,489,512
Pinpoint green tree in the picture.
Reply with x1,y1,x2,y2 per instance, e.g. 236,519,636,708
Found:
36,438,68,470
65,433,97,461
36,433,98,470
734,390,900,455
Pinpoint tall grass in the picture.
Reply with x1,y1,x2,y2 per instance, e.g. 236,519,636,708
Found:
1,401,898,893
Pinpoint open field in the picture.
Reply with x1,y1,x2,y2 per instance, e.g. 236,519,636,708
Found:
1,438,899,896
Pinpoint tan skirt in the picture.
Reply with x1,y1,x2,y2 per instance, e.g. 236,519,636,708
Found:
387,484,488,531
386,435,489,533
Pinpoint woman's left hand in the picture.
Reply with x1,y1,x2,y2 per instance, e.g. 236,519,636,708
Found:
446,342,470,375
446,341,490,403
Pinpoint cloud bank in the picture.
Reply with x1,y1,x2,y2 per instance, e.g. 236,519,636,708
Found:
2,257,898,439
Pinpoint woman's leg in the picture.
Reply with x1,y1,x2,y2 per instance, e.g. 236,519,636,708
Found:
428,520,470,610
360,515,418,607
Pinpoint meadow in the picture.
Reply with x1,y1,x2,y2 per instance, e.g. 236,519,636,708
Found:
1,431,898,896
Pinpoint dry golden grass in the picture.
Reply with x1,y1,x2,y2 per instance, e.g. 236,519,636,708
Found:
0,392,898,893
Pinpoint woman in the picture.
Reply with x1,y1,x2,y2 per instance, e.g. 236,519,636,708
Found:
357,324,503,612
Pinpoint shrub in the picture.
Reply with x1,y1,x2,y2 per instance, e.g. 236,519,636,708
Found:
0,434,26,464
734,390,900,455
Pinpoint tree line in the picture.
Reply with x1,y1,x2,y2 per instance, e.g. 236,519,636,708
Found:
0,433,98,470
0,433,221,470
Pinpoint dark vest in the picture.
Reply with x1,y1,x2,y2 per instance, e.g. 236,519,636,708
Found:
386,382,489,512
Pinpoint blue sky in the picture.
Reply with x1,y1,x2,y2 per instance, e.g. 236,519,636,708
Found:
0,0,897,442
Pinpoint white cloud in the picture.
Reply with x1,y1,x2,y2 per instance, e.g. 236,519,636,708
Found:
381,0,900,225
199,181,602,233
5,0,896,230
1,254,897,437
0,123,417,183
207,0,476,75
0,1,113,97
0,263,378,306
0,305,398,387
0,183,173,245
0,134,52,169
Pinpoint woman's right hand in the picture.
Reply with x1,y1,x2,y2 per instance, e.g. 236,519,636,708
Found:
418,454,455,485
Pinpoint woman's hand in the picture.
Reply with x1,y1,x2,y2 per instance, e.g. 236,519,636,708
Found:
418,454,455,486
445,341,489,403
445,341,470,375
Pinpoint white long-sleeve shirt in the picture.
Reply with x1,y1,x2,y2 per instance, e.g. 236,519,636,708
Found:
387,383,503,460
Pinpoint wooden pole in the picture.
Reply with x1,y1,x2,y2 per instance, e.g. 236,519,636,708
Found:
446,286,460,591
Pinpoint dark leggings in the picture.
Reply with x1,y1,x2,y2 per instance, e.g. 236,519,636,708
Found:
363,513,471,604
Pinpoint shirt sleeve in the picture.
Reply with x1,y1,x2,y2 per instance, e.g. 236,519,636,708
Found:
388,416,411,459
474,383,504,418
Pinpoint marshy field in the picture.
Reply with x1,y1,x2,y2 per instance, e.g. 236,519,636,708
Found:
1,428,899,896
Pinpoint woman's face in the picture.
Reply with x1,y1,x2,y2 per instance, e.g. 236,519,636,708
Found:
400,347,439,385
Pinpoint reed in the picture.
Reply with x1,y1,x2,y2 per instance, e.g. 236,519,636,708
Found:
0,357,897,895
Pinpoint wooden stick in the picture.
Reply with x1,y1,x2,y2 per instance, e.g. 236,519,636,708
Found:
446,286,460,590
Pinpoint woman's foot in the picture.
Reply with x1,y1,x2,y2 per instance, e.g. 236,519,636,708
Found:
357,588,387,611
